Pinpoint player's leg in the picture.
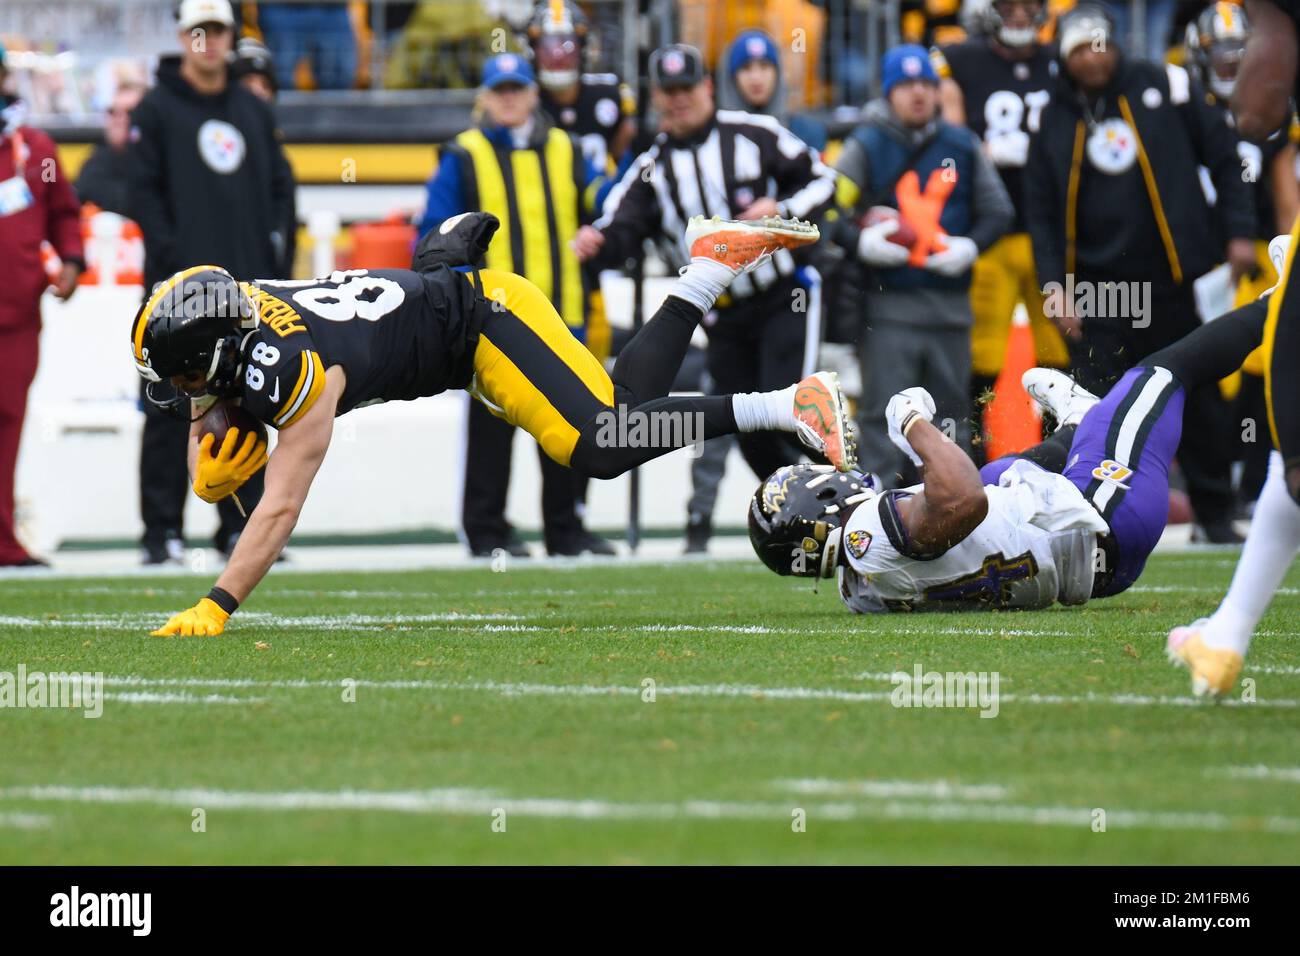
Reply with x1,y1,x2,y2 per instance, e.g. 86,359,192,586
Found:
1168,452,1300,696
979,363,1096,484
1166,232,1300,696
1059,300,1269,596
468,217,855,479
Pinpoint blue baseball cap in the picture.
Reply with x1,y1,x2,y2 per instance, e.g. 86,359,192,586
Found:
482,53,534,90
728,30,779,76
882,44,938,95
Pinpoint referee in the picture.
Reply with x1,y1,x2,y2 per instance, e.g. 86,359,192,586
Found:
574,43,837,483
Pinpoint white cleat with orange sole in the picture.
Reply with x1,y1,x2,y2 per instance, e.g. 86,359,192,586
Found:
684,214,820,274
1167,619,1244,699
793,371,857,473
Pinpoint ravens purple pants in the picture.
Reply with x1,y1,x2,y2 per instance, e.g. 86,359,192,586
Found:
981,366,1185,597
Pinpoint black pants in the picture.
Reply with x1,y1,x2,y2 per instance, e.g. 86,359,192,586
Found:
704,279,808,480
1265,238,1300,500
461,397,582,553
1067,280,1235,525
139,382,263,549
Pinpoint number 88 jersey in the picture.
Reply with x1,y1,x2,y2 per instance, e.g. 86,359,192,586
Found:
931,40,1056,232
236,268,479,429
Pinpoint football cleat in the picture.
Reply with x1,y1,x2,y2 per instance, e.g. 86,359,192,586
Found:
1022,367,1099,431
793,371,857,472
1167,620,1244,699
684,214,820,274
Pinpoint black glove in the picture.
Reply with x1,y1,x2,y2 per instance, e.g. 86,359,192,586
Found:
411,212,501,272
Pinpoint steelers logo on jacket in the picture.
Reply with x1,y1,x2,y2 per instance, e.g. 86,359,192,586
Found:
197,119,247,175
1086,118,1137,175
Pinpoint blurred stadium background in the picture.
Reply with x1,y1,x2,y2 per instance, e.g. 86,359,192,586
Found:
3,0,1215,556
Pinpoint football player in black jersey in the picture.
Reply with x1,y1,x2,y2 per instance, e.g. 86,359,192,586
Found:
933,0,1070,453
1168,0,1300,694
132,213,856,635
527,0,635,176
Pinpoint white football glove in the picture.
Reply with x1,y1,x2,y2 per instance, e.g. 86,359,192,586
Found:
985,131,1029,168
886,387,937,467
857,219,912,268
924,235,978,277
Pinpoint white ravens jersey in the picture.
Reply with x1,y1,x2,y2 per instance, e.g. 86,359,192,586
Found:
838,460,1109,613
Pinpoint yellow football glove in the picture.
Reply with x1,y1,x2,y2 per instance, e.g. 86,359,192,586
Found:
193,428,268,503
150,597,230,637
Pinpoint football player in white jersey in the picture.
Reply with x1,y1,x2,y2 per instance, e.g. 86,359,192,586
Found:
752,287,1274,640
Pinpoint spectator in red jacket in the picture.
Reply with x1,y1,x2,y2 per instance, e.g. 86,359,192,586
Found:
0,41,84,567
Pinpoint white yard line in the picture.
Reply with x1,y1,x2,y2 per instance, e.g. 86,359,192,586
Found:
775,779,1011,800
103,691,264,705
1,784,1297,834
94,675,1298,709
0,812,53,830
1212,766,1300,783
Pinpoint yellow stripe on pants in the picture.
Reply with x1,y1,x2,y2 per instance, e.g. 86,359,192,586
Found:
469,269,614,466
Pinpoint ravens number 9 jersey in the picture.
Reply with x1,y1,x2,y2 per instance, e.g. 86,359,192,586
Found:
237,267,481,429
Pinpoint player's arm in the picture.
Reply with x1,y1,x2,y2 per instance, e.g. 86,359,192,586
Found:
1236,0,1298,142
886,388,989,556
1272,140,1300,232
150,367,345,637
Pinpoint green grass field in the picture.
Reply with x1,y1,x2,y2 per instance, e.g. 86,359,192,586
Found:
2,551,1299,864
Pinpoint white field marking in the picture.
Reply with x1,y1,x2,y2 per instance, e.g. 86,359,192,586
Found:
96,675,1299,709
3,784,1300,834
0,812,53,830
776,779,1011,801
1131,585,1300,595
1212,766,1300,783
103,691,264,705
1246,664,1300,676
0,611,525,631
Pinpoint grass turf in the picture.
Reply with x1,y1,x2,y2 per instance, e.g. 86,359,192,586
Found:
1,551,1298,864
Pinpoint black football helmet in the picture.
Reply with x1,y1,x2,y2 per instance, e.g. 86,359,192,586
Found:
1185,2,1250,100
749,463,880,580
130,266,256,419
525,0,589,90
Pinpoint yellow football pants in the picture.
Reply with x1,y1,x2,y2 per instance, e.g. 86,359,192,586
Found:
969,232,1070,378
468,269,615,467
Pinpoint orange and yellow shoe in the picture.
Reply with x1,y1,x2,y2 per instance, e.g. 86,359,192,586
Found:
684,214,820,273
794,371,857,472
1167,620,1245,699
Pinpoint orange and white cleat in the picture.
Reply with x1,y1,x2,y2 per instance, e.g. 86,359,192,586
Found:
685,214,820,274
794,371,857,472
1167,620,1244,699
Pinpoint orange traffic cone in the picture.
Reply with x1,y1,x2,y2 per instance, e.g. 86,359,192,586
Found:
983,309,1042,461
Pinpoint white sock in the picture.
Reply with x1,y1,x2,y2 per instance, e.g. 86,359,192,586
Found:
1204,452,1300,654
732,384,798,433
668,257,737,313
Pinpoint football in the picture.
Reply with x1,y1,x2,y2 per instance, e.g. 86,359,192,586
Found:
198,400,267,454
861,205,918,248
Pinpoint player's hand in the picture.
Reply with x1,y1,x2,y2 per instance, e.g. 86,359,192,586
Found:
738,197,781,220
52,262,81,300
1227,237,1258,283
924,235,978,277
150,597,229,637
193,429,268,503
572,225,606,262
985,131,1029,168
886,387,936,467
857,219,911,267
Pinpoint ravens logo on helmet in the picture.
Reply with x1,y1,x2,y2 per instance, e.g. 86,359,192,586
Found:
749,463,880,580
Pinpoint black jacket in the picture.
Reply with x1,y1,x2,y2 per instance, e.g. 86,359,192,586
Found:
75,143,133,216
1026,55,1253,289
126,56,296,289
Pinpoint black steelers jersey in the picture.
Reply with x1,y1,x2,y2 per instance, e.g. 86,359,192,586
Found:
933,40,1057,231
236,267,481,429
539,73,635,172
